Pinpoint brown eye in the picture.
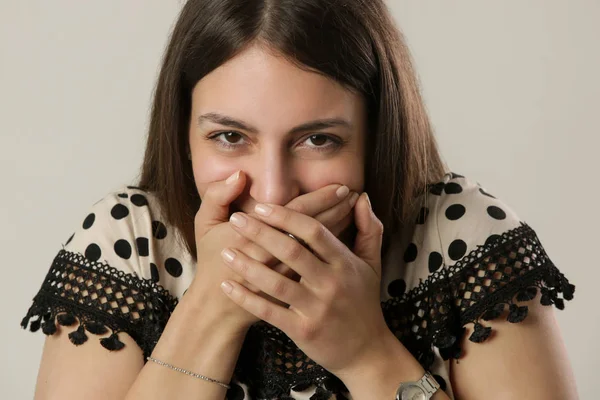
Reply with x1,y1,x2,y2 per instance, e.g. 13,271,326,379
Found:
222,132,242,143
308,135,328,146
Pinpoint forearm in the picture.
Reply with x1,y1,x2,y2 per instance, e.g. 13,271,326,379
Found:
337,332,450,400
124,289,248,400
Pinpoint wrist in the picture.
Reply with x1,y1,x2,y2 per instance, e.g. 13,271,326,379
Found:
162,285,250,349
336,330,426,400
183,281,252,338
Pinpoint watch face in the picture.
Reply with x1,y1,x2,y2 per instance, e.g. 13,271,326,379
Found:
400,384,427,400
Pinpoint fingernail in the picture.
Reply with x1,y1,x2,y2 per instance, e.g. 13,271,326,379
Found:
255,203,272,216
336,185,349,199
230,212,247,227
221,248,236,263
364,192,372,209
349,192,359,207
221,281,233,294
226,170,240,184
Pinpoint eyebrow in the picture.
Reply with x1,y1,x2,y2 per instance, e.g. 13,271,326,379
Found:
197,112,352,135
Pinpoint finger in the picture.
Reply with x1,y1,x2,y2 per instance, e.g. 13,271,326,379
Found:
251,204,347,263
313,191,358,236
328,211,354,238
352,193,383,276
221,279,299,332
221,247,310,309
228,211,329,284
195,170,246,236
284,183,350,217
242,184,350,269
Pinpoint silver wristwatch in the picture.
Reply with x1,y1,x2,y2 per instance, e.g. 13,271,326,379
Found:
395,371,440,400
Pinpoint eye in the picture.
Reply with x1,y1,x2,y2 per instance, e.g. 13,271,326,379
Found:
206,131,345,153
300,134,343,152
207,131,246,149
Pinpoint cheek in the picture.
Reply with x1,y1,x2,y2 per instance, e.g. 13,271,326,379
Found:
192,154,240,198
297,157,364,193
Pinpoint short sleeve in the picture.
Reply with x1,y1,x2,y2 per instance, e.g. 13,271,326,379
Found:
425,174,576,360
20,187,179,360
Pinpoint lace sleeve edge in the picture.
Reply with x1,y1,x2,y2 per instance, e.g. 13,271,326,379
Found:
20,249,179,360
458,258,575,343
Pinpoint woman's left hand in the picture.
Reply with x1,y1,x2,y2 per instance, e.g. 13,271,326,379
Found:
219,192,391,375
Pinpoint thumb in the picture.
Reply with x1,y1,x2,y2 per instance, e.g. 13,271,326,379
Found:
352,192,383,275
195,170,246,236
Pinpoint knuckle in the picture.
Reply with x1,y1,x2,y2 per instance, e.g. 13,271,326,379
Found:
289,202,307,215
308,222,327,243
280,208,294,226
257,303,273,321
237,290,247,306
284,240,305,262
249,221,264,238
235,258,250,277
298,319,318,341
271,278,288,299
204,185,218,201
377,219,384,234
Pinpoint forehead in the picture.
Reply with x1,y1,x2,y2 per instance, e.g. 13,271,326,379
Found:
191,45,365,128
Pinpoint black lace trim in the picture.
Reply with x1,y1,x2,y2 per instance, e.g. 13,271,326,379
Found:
20,249,178,359
382,222,575,370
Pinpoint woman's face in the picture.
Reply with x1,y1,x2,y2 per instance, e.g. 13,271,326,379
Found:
188,44,367,219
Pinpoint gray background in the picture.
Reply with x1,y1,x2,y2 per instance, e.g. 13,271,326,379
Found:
1,1,597,398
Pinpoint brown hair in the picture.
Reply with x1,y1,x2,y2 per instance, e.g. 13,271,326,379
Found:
135,0,448,258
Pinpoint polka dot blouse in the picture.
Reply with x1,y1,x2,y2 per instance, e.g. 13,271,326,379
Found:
20,172,576,400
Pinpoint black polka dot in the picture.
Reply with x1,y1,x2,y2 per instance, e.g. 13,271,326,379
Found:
448,239,467,261
82,213,95,229
85,243,101,262
111,204,129,220
429,182,445,196
225,382,245,400
117,193,128,198
479,187,495,198
152,221,168,239
131,194,148,207
65,232,74,245
485,234,502,247
114,239,132,259
450,172,464,179
403,243,418,263
416,207,429,224
165,258,183,277
136,237,149,257
387,278,406,298
445,204,466,221
428,251,443,273
487,205,506,220
150,263,160,282
444,182,463,194
433,374,447,391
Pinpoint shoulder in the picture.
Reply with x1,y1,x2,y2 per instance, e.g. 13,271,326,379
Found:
63,185,194,298
424,172,523,263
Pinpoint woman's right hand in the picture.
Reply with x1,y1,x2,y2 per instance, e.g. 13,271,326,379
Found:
188,170,359,332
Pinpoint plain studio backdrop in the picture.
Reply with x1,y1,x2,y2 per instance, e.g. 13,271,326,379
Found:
1,1,597,398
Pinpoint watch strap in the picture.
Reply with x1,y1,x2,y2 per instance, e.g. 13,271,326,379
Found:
418,371,440,397
395,371,440,400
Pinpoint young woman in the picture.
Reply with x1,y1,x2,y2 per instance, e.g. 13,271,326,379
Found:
21,1,577,399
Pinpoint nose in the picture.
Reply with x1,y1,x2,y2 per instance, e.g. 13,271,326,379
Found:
248,149,299,206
